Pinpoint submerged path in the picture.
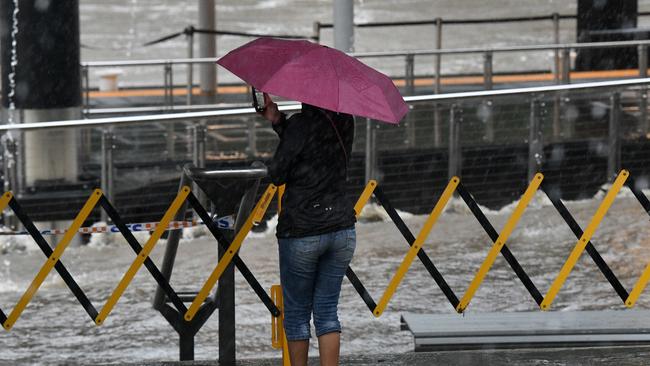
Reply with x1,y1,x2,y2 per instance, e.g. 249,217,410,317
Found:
100,345,650,366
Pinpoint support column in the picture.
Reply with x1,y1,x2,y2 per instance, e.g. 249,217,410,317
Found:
639,45,648,137
1,1,81,237
198,0,216,100
608,93,621,180
433,18,443,148
0,0,81,192
364,118,377,183
528,100,543,181
448,105,461,180
333,0,354,52
483,51,494,143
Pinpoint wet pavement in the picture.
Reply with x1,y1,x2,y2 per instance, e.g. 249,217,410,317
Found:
103,345,650,365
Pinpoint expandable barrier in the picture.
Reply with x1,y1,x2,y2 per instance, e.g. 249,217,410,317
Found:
3,169,650,363
343,169,650,315
0,184,280,331
268,169,650,364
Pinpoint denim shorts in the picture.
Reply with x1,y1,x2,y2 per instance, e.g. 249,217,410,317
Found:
278,227,356,341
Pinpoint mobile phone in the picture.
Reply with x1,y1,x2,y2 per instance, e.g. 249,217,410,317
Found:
251,87,265,113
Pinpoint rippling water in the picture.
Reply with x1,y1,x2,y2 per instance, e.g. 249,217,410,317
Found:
5,1,650,364
79,0,650,86
1,189,650,364
79,0,588,87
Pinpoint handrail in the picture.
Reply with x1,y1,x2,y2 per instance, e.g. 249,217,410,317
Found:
3,77,650,131
81,39,650,68
0,104,299,131
318,11,650,28
405,77,650,101
83,57,218,67
351,39,650,58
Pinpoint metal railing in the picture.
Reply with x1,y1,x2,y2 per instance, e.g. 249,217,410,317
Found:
82,39,650,116
316,11,650,73
4,77,650,217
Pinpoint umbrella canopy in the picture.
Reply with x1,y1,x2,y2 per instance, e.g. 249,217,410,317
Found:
217,37,409,124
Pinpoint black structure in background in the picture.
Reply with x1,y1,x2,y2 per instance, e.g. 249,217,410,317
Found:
0,0,81,108
152,163,280,363
575,0,643,71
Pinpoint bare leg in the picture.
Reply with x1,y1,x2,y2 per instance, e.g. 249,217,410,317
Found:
288,340,309,366
317,332,340,366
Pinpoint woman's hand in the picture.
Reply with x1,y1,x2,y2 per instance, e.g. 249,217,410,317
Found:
260,93,281,124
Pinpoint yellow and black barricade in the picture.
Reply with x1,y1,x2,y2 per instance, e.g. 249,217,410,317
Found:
5,167,650,364
342,169,650,315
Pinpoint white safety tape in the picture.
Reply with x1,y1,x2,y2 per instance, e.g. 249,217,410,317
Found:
0,215,235,236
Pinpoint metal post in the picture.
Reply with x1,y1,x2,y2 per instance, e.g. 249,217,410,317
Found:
433,18,443,149
168,64,174,111
186,29,194,106
100,128,114,223
552,94,561,139
313,21,321,43
193,123,206,168
640,45,648,77
166,125,176,161
16,129,25,197
163,64,168,108
608,92,621,179
482,51,494,143
364,118,376,182
528,99,543,181
164,63,172,109
217,246,235,366
639,44,648,137
246,119,257,157
1,134,18,229
82,65,90,117
551,15,563,140
556,46,571,140
151,170,193,361
198,0,216,99
434,17,443,94
405,54,415,95
333,0,354,52
562,96,574,138
152,170,191,309
483,51,493,90
561,48,571,84
448,105,461,180
164,63,176,159
180,335,194,361
553,13,560,84
405,53,415,147
483,100,494,143
3,134,18,195
432,106,442,148
192,123,208,211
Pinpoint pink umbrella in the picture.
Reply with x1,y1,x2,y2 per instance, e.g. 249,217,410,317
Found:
217,37,409,124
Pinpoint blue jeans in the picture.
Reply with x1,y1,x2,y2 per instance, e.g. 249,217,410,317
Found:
278,227,356,341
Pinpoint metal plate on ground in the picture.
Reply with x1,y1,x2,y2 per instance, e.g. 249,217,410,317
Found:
401,310,650,351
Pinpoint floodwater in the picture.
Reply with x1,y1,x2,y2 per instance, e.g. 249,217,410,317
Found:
1,188,650,364
78,0,650,86
3,1,650,364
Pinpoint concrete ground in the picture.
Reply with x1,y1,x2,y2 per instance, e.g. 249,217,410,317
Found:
100,345,650,366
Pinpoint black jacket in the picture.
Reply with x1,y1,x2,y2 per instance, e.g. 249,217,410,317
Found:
269,104,356,238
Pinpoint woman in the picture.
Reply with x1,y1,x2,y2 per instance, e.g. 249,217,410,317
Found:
259,93,356,366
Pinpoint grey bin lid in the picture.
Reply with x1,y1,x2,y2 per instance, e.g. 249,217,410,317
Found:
184,162,267,217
